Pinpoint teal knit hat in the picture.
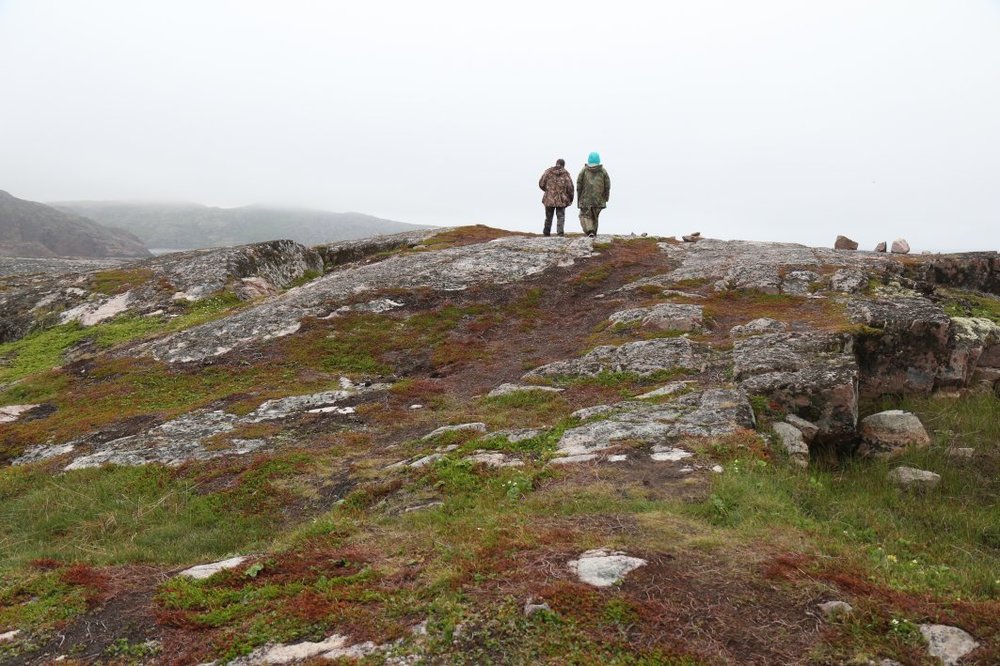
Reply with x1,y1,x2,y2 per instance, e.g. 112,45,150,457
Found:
587,152,601,165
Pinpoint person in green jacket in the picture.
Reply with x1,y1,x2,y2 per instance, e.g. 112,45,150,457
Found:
576,152,610,237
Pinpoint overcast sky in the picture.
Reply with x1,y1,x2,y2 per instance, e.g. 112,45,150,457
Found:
1,1,998,251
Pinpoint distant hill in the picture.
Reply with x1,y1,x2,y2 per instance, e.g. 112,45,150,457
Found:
0,190,150,258
50,201,430,250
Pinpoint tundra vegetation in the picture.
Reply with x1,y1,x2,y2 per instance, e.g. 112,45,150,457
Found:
0,227,997,665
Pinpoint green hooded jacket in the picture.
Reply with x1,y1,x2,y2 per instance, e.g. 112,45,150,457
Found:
576,164,611,208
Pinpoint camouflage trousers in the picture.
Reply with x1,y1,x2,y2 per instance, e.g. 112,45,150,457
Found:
579,207,603,235
543,207,566,235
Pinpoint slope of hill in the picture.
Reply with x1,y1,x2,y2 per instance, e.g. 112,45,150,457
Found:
0,191,150,258
51,200,430,249
0,227,997,664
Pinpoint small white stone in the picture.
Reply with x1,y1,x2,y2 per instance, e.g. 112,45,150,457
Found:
919,624,979,666
817,600,853,620
410,404,423,410
568,549,647,587
711,465,724,473
409,453,443,468
549,454,599,465
650,446,693,462
465,452,524,468
420,422,487,441
306,406,355,414
607,454,628,462
0,630,21,642
486,383,564,398
178,556,248,580
0,404,39,423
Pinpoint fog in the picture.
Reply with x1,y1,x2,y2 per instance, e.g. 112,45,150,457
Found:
1,0,998,251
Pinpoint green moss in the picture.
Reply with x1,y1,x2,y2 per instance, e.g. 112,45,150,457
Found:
287,270,322,289
89,268,154,295
940,289,1000,323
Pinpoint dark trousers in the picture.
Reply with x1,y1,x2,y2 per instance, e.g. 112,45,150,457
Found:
543,206,566,235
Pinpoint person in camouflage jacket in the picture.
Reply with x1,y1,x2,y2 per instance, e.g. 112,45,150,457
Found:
577,152,611,237
538,159,575,236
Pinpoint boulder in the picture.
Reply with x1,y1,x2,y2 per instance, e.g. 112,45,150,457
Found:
568,549,647,587
875,241,887,253
919,624,979,666
858,410,930,457
887,466,941,492
608,303,704,332
771,422,809,467
784,414,819,442
891,238,911,254
682,232,701,243
835,235,859,251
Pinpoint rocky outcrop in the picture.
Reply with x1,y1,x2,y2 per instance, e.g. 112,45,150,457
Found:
902,251,1000,296
0,240,323,344
525,338,701,380
943,317,1000,388
14,383,386,470
653,238,895,295
733,332,858,441
608,303,704,331
552,389,755,460
135,235,598,363
313,229,439,269
849,297,953,394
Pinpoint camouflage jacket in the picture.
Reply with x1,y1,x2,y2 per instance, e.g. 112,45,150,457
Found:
539,166,575,208
576,164,611,208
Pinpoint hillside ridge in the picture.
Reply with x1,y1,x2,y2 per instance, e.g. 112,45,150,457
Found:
0,190,150,259
50,200,431,250
0,226,997,665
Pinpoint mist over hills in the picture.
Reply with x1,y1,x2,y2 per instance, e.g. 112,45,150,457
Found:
51,201,431,250
0,190,150,258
